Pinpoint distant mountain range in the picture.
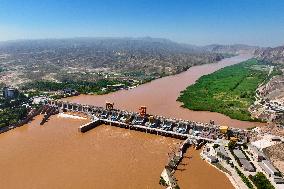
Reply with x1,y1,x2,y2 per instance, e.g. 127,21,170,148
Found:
0,37,257,54
0,37,199,54
0,37,226,86
0,37,262,87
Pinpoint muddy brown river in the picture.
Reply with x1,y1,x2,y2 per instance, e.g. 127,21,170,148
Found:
66,53,266,129
0,115,180,189
0,54,264,188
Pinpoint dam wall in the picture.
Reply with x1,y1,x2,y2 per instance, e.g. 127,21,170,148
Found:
79,118,102,133
47,100,250,143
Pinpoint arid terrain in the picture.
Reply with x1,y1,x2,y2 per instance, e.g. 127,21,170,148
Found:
252,47,284,125
0,38,227,88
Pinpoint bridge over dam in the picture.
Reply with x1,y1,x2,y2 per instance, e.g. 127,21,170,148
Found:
46,100,250,144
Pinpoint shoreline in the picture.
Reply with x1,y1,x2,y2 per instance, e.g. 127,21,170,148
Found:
200,147,243,189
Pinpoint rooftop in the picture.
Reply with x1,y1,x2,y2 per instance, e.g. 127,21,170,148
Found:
233,149,246,159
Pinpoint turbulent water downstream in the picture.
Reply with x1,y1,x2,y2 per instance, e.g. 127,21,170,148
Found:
0,115,181,189
0,54,265,189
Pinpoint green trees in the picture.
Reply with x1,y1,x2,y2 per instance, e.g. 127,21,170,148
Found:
228,141,236,150
213,144,220,148
22,79,129,94
0,95,29,129
0,107,28,128
235,167,254,189
178,59,269,121
250,172,275,189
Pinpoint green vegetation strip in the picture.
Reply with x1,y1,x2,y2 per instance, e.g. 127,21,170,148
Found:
22,79,132,95
249,172,275,189
178,59,269,121
235,167,254,188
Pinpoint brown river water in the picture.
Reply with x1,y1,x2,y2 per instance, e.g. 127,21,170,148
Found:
0,54,265,189
175,147,233,189
66,53,265,129
0,115,180,189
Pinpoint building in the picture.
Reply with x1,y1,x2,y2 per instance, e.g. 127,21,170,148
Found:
274,177,284,184
32,96,49,105
239,159,256,172
106,84,125,90
3,87,18,99
233,149,246,159
259,160,281,177
63,88,78,96
216,146,231,160
205,155,219,163
230,136,238,142
219,126,228,134
233,149,256,172
271,136,281,142
248,145,266,162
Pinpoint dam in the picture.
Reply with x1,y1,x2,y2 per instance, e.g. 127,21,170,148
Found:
43,100,250,188
47,100,250,144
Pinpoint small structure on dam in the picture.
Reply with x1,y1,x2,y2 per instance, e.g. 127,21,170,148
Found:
46,100,251,143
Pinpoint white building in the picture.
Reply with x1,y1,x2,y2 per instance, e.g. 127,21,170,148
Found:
248,145,266,162
259,160,281,178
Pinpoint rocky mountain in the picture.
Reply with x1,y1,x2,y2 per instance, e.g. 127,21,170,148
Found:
203,44,258,54
255,46,284,64
250,45,284,126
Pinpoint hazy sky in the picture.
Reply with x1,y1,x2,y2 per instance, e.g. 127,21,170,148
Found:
0,0,284,47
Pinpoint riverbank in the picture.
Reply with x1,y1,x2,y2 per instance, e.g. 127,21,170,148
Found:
174,147,234,189
178,59,270,122
65,53,266,129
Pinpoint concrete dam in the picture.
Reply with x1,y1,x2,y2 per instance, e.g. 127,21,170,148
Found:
46,100,250,143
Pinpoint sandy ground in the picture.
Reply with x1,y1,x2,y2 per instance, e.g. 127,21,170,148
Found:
251,134,281,149
263,143,284,174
